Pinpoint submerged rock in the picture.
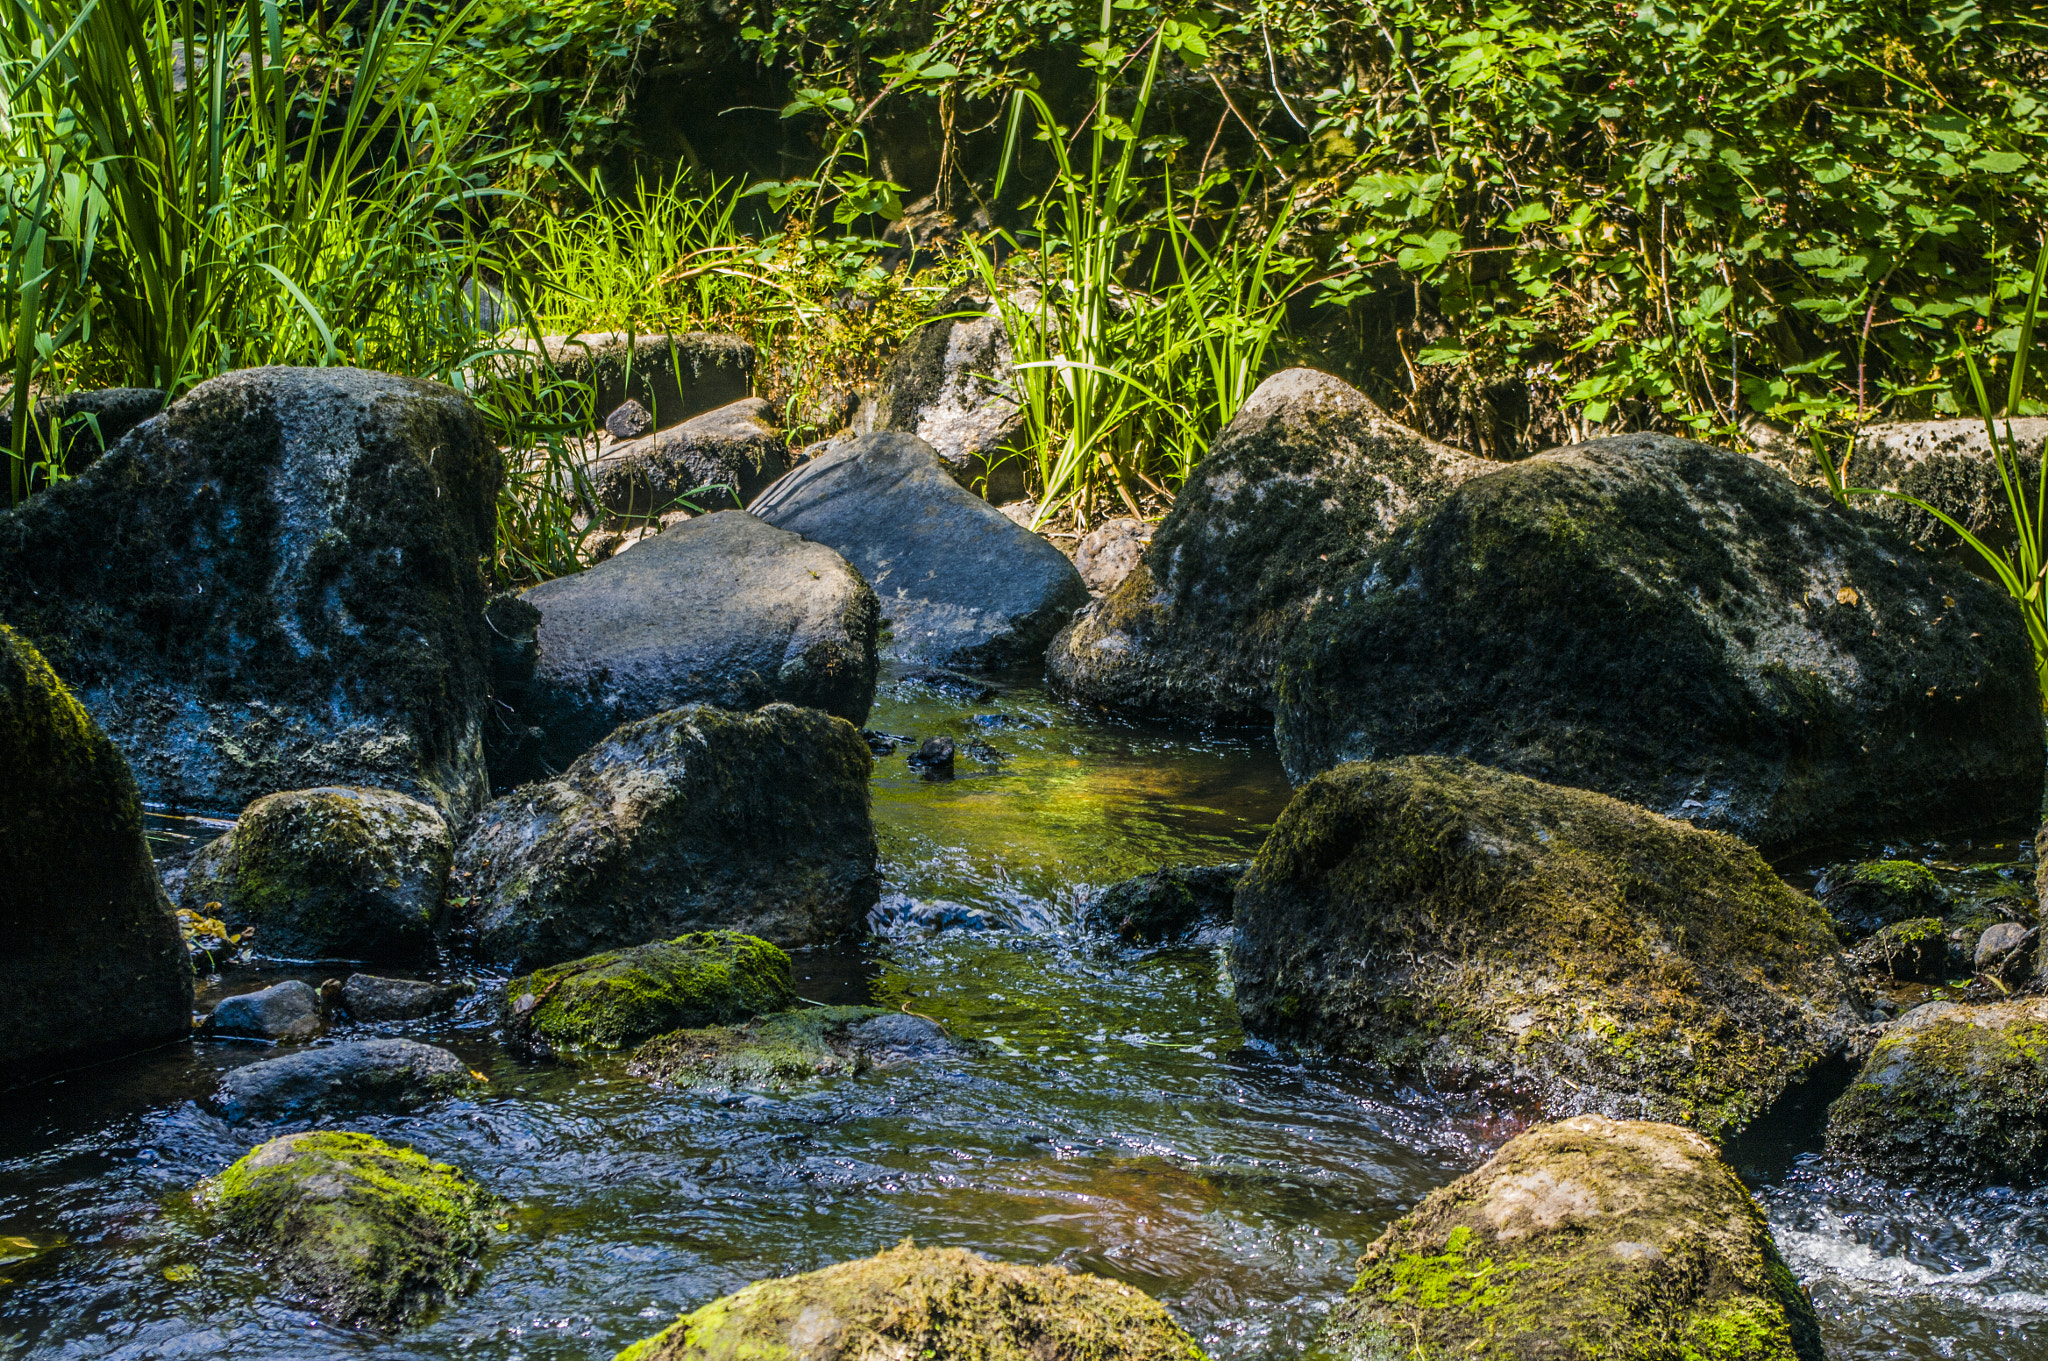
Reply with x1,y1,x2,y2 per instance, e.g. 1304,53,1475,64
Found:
1273,433,2041,853
590,397,791,521
1083,863,1245,945
498,513,878,784
0,625,191,1080
1851,417,2048,557
209,1130,494,1325
0,367,501,822
612,1242,1203,1361
1232,757,1859,1136
1821,859,1943,941
628,1004,957,1089
1318,1115,1823,1361
501,932,795,1058
454,704,879,969
750,432,1089,668
340,975,470,1022
1826,998,2048,1187
208,980,326,1042
868,287,1030,502
214,1038,481,1122
180,787,452,964
1049,369,1486,721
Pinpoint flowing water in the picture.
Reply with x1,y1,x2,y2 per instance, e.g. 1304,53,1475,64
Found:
0,670,2044,1358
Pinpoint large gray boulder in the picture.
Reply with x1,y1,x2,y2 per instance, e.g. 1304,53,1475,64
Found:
1851,416,2048,557
526,330,754,430
868,288,1029,502
181,786,452,964
1232,756,1860,1137
492,512,878,785
0,367,501,822
452,703,879,970
1048,369,1488,721
1275,433,2042,853
0,625,192,1080
588,397,790,522
751,433,1088,668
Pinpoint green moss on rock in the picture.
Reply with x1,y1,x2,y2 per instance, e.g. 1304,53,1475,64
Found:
1844,917,1951,983
210,1130,495,1326
1318,1116,1822,1361
1825,998,2048,1187
1824,860,1943,940
612,1241,1205,1361
628,1004,955,1089
1232,756,1859,1136
504,931,796,1057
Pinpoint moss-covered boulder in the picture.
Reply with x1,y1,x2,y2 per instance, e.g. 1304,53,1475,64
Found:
1821,859,1943,941
453,703,879,970
1272,433,2041,854
1318,1115,1823,1361
209,1130,495,1326
0,368,502,822
1232,757,1859,1136
180,786,451,964
1844,916,1952,982
629,1004,957,1089
0,624,191,1081
503,932,796,1058
612,1241,1204,1361
1047,369,1490,721
1825,998,2048,1187
1082,863,1245,945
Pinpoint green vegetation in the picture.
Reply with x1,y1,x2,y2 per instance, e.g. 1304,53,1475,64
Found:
503,931,797,1054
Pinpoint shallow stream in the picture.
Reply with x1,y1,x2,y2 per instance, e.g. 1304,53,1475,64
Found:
1,671,2044,1358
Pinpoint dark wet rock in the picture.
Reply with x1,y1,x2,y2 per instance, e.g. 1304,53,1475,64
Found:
340,975,470,1023
1233,756,1859,1137
1851,417,2048,557
604,399,654,441
453,704,879,969
751,432,1089,668
1319,1115,1823,1361
179,787,452,965
868,287,1029,503
0,626,191,1081
1826,998,2048,1187
1845,917,1952,983
862,729,909,756
628,1004,958,1089
1049,369,1487,722
1974,921,2037,987
496,512,878,784
1821,859,1943,941
897,669,996,703
208,980,327,1042
611,1241,1200,1361
500,931,795,1058
964,738,1008,764
0,367,501,822
909,735,955,771
528,331,753,430
589,398,791,522
0,386,164,480
1084,862,1246,945
1073,516,1150,595
1273,433,2042,854
209,1130,494,1325
214,1038,480,1121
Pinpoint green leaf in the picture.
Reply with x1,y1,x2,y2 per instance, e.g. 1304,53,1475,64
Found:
1505,203,1551,228
1971,150,2027,174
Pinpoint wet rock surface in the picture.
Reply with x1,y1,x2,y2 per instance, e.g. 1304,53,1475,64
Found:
867,287,1029,503
1844,917,1952,983
1826,998,2048,1188
208,1130,494,1325
1320,1115,1823,1361
179,786,452,965
208,980,326,1042
0,367,501,822
589,397,791,521
1820,859,1944,941
751,432,1088,668
611,1241,1203,1361
453,703,880,969
339,975,470,1022
0,625,191,1080
497,512,879,784
1233,756,1859,1136
1049,368,1487,721
1083,862,1245,945
628,1004,959,1089
501,932,796,1058
213,1038,481,1122
1273,433,2042,854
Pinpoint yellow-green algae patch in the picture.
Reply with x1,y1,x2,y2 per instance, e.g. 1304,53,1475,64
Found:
503,931,796,1057
613,1240,1206,1361
1317,1116,1822,1361
207,1130,495,1327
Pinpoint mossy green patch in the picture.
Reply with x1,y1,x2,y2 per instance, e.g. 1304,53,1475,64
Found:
503,931,796,1057
209,1130,494,1327
628,1005,931,1089
612,1241,1205,1361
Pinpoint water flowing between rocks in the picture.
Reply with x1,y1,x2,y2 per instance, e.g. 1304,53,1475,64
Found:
1,671,2043,1359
